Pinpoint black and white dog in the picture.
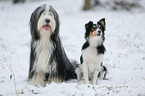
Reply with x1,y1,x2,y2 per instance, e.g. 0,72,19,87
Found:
29,4,76,85
76,18,107,85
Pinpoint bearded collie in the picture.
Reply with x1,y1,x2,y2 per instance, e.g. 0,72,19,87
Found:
28,4,77,85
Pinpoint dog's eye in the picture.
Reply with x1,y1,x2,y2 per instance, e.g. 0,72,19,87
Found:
49,13,53,16
92,27,96,31
48,12,53,16
42,12,46,15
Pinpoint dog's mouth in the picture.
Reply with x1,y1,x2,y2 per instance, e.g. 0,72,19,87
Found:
43,25,50,31
90,32,101,37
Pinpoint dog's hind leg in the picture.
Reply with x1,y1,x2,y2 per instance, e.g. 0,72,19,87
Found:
102,66,107,80
98,63,107,80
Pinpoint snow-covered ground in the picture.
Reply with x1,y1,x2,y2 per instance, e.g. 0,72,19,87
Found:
0,0,145,96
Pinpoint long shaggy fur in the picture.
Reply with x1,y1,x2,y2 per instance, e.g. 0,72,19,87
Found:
28,4,76,85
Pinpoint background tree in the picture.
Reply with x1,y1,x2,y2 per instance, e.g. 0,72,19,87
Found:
82,0,141,11
13,0,25,4
83,0,100,10
83,0,91,10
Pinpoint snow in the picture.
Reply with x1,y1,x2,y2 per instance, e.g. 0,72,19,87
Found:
0,0,145,96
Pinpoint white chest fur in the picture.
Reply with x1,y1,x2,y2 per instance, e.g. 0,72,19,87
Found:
32,29,55,73
82,46,104,72
34,39,54,72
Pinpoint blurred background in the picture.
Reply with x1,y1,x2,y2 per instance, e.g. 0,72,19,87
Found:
0,0,145,11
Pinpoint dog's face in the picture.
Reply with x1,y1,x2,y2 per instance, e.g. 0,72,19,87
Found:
37,5,56,33
85,18,106,41
30,4,59,40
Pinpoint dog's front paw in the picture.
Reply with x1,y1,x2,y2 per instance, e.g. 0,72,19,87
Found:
85,80,89,84
92,77,98,85
29,78,45,86
92,80,97,85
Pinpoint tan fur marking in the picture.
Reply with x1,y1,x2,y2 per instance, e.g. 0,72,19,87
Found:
89,30,97,37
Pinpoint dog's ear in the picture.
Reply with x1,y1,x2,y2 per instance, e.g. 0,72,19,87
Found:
85,21,93,30
85,21,93,40
97,18,106,31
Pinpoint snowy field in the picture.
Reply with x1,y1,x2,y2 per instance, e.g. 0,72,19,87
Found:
0,0,145,96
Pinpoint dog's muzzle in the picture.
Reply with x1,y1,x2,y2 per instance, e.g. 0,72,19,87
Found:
43,19,50,31
97,31,101,36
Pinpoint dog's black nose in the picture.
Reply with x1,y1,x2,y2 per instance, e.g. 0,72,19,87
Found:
98,30,101,34
45,19,50,23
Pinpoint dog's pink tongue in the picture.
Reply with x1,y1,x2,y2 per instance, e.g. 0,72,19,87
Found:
44,25,50,31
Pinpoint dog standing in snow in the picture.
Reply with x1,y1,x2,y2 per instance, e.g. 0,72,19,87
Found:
28,4,76,85
76,18,107,85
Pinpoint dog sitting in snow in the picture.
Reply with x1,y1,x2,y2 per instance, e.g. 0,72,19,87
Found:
28,4,77,85
76,18,107,85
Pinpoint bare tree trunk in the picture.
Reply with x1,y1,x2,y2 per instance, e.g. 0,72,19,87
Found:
83,0,92,10
95,0,100,6
13,0,19,3
13,0,25,4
